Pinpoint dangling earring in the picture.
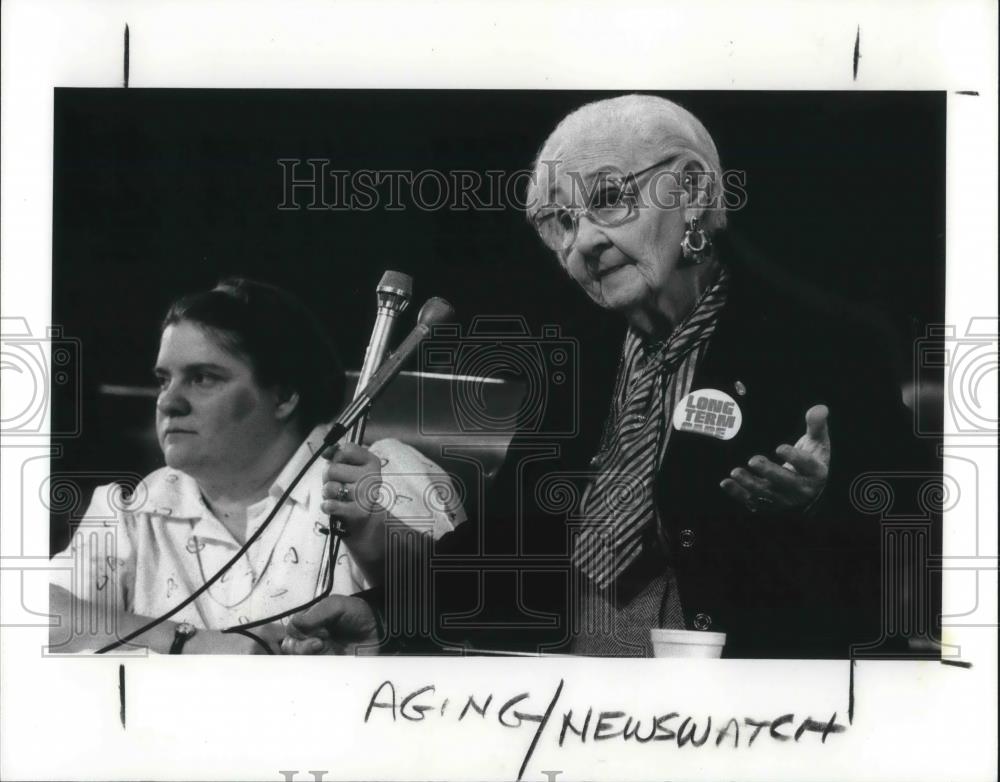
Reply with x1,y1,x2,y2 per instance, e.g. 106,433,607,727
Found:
680,217,712,265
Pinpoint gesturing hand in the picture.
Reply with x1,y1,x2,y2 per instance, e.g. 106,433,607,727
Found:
720,404,831,513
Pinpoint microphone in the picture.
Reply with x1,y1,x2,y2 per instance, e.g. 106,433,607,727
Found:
323,297,455,448
347,271,413,443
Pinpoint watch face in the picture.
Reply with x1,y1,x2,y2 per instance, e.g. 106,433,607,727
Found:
177,622,196,637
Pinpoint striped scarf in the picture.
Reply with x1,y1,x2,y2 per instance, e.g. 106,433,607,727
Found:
573,266,730,589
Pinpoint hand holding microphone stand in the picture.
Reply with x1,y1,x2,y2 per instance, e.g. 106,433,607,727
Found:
96,284,454,654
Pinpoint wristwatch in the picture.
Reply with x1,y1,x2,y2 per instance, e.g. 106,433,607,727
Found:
169,622,197,654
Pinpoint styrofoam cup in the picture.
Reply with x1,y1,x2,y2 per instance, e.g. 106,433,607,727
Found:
650,628,726,658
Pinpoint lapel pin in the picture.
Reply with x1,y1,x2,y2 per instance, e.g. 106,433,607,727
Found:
673,388,743,440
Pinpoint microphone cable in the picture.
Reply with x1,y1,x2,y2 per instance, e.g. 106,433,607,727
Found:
96,427,350,655
96,297,453,654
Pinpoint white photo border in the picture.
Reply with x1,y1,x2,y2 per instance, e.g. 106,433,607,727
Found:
1,1,996,781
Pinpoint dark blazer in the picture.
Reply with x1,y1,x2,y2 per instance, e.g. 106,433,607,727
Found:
388,250,929,659
651,259,917,658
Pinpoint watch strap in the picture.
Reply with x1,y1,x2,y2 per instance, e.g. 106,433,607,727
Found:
169,622,197,654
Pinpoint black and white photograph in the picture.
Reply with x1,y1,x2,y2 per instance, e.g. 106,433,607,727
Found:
1,2,996,781
45,88,946,660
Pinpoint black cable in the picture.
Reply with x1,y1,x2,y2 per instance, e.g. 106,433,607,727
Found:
230,627,275,655
96,424,347,654
220,527,344,633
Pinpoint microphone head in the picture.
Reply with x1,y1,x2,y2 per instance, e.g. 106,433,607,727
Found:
377,270,413,300
417,297,455,327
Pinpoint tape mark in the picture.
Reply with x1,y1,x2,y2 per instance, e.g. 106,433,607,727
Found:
848,658,855,724
118,664,126,728
940,659,973,669
955,91,980,96
123,24,129,88
852,26,861,80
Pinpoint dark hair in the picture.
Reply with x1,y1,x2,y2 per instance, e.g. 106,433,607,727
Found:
162,277,345,432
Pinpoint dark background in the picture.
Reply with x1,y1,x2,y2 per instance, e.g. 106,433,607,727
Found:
51,89,945,551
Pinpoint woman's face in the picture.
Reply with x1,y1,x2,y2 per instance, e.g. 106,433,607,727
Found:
543,139,688,323
154,321,286,479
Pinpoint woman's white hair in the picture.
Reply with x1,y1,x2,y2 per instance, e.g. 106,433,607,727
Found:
528,94,728,235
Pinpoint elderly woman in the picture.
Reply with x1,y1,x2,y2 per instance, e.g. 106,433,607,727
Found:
522,95,840,655
288,95,919,658
49,278,463,654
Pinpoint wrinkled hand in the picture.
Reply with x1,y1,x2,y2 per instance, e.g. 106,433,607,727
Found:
281,596,381,656
323,442,388,571
720,404,831,513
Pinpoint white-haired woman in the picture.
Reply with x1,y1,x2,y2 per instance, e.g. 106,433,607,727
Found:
520,94,917,657
285,95,920,658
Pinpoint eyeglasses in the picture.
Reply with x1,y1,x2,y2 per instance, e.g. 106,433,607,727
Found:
530,155,680,252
